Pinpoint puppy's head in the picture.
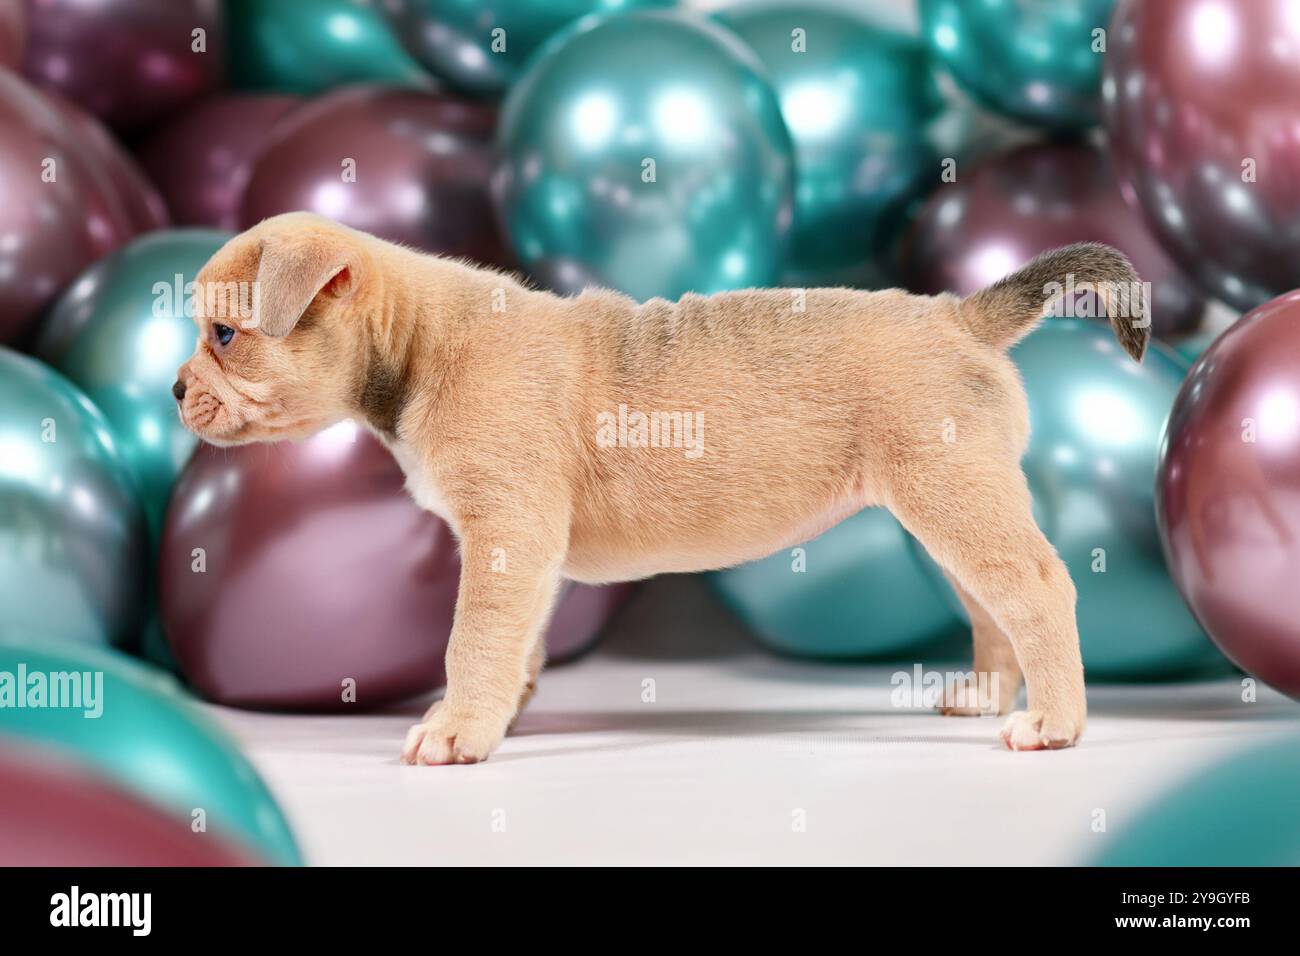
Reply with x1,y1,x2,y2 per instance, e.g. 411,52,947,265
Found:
173,213,371,446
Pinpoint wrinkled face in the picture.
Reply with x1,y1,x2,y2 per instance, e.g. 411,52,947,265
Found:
173,227,360,446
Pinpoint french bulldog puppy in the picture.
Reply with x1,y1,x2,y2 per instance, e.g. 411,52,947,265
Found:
174,212,1148,764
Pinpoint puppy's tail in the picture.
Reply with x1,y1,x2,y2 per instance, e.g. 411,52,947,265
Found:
960,243,1149,361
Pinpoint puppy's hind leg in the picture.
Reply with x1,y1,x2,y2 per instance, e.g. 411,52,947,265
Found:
890,463,1085,750
936,571,1022,716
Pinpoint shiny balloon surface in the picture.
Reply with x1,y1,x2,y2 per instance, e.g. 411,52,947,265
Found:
48,92,170,235
1095,736,1300,865
0,634,301,864
226,0,429,95
139,94,300,229
0,348,147,649
902,141,1205,338
920,0,1114,128
20,0,225,130
0,0,24,69
1158,291,1300,698
241,86,512,267
388,0,676,96
1104,0,1300,311
0,744,261,865
495,10,794,300
0,72,147,344
716,3,944,287
35,230,230,540
710,507,960,659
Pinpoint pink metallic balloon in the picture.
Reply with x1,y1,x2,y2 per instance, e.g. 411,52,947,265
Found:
0,72,144,344
0,745,259,865
48,92,170,234
1158,290,1300,699
159,423,631,711
138,94,300,229
1104,0,1300,311
21,0,225,131
0,0,25,69
240,86,514,269
901,141,1205,338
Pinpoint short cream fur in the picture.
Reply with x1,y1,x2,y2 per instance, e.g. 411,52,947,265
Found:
174,212,1150,764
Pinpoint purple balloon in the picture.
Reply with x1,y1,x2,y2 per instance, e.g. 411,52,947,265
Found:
901,141,1205,338
1158,290,1300,700
48,91,170,234
0,0,25,69
0,71,145,344
1105,0,1300,311
21,0,225,131
138,94,300,229
0,744,259,865
159,423,632,711
240,85,514,269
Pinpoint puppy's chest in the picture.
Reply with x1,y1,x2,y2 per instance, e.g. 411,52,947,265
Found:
383,437,456,528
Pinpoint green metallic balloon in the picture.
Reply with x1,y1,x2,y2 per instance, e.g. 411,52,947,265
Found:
0,349,147,649
0,634,302,865
919,0,1114,129
715,3,945,288
389,0,677,97
226,0,431,95
913,320,1228,679
1171,328,1218,368
1094,735,1300,865
36,230,231,541
710,507,961,659
495,10,795,301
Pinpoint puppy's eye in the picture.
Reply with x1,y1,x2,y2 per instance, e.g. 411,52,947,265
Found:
214,324,235,347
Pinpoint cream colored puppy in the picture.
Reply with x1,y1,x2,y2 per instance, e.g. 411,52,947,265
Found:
174,212,1149,764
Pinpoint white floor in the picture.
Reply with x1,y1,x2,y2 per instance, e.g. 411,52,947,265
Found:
210,575,1300,866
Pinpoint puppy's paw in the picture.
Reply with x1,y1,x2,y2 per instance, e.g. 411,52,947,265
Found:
999,709,1082,751
400,704,509,766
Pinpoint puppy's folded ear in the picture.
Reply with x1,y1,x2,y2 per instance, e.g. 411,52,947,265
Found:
248,233,359,337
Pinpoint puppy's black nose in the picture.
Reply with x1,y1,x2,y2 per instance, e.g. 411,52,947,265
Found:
171,380,187,401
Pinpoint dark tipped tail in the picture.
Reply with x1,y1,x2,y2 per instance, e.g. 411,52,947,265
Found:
960,243,1150,361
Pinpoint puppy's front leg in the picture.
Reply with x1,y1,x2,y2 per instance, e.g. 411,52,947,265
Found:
402,518,565,766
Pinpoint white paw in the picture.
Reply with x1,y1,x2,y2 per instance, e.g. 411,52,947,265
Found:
400,704,509,766
999,709,1083,751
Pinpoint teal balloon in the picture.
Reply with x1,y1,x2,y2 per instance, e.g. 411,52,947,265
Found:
919,0,1115,129
1172,328,1218,367
496,10,795,300
0,634,302,865
0,349,146,649
226,0,431,95
913,320,1228,679
715,3,945,287
710,507,960,659
390,0,677,97
36,230,231,542
1094,736,1300,865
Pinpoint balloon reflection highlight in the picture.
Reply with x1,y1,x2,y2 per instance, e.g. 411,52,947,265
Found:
387,0,676,96
495,10,794,300
902,142,1205,338
920,0,1115,129
1158,290,1300,698
0,348,147,648
1104,0,1300,310
716,3,944,287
